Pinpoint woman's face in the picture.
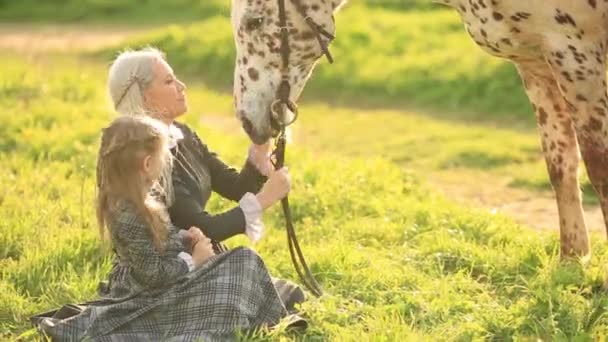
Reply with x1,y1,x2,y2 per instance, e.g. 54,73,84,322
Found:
144,58,188,122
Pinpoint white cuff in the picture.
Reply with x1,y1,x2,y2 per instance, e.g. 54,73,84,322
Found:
239,192,264,243
247,146,273,176
178,252,195,272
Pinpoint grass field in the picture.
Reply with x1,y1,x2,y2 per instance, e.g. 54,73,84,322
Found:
2,1,608,340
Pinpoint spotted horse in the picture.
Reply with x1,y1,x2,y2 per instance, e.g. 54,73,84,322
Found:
230,0,608,260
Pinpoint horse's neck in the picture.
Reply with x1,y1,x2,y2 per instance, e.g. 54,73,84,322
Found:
293,0,339,35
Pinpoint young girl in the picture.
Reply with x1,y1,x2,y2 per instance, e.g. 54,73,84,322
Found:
35,115,302,341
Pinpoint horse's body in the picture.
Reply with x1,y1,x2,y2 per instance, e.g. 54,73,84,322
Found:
230,0,608,259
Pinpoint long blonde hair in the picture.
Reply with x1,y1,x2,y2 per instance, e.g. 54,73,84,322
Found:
96,115,173,252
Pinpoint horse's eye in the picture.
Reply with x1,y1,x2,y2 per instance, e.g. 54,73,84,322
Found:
246,17,264,31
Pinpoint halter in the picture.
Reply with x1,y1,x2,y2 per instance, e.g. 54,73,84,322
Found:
269,0,336,298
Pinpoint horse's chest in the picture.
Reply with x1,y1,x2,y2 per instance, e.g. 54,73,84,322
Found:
460,6,541,60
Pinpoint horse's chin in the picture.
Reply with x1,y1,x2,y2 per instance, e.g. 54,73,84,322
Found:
249,129,272,145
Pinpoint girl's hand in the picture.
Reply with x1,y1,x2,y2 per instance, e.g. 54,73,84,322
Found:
192,235,215,267
187,226,204,246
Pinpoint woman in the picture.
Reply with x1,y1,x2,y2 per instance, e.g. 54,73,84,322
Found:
34,115,300,341
106,47,306,311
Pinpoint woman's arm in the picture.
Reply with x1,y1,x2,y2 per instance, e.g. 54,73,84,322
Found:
187,128,267,201
208,149,267,201
112,209,190,287
168,175,254,242
169,124,268,242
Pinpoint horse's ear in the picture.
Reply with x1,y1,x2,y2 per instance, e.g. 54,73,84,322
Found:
332,0,348,12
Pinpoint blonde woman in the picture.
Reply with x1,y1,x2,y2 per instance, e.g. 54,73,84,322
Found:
34,116,301,341
106,47,306,311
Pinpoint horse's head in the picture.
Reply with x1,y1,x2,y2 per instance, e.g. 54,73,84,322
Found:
231,0,347,144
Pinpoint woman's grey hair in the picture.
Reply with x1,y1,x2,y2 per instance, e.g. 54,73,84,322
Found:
107,47,166,116
107,47,175,205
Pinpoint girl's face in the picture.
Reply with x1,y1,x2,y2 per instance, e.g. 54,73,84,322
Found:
144,58,188,122
142,146,168,186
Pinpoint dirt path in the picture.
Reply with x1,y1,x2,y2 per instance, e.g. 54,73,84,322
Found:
427,170,605,233
0,24,144,53
3,25,605,235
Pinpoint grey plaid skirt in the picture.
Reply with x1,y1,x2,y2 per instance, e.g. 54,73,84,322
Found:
32,247,306,341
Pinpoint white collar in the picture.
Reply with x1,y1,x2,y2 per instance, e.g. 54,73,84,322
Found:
167,124,184,149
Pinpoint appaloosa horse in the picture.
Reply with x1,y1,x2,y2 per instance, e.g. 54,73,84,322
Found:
230,0,608,260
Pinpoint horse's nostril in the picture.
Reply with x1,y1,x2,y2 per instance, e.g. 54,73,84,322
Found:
242,117,253,134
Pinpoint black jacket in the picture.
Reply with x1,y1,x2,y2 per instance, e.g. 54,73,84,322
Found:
168,122,266,242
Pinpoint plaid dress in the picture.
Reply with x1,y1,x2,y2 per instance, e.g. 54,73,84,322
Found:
33,201,300,341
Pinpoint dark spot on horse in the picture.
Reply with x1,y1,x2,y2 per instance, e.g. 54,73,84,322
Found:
555,10,577,27
589,0,597,9
579,136,608,185
538,107,548,125
548,163,564,184
301,52,317,60
299,31,316,40
588,116,603,131
242,115,254,134
594,106,607,117
247,67,259,81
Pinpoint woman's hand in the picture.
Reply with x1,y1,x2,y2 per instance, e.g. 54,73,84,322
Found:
255,167,291,210
248,141,273,176
191,234,215,268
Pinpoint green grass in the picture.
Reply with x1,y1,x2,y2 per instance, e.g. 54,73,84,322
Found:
0,0,229,25
289,102,598,205
2,49,608,340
